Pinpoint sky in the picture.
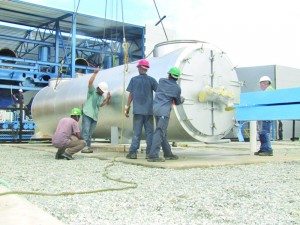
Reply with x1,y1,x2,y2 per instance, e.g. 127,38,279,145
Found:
22,0,300,69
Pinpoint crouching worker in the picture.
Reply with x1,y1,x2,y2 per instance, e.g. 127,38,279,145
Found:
52,108,86,160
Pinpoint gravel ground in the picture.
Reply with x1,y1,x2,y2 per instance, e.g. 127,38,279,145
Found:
0,145,300,225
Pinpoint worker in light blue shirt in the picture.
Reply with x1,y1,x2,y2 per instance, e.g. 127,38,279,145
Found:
125,59,158,159
147,67,185,162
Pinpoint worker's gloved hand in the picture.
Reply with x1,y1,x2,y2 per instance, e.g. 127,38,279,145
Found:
124,105,131,118
94,67,100,74
180,96,185,104
106,91,111,104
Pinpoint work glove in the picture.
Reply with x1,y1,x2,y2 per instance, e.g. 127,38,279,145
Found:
180,96,185,104
124,105,131,118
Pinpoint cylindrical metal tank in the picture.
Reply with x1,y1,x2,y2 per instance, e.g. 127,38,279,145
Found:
0,48,17,64
59,58,90,74
38,46,50,61
32,40,240,142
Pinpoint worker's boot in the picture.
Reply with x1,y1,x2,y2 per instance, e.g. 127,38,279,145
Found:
55,148,65,159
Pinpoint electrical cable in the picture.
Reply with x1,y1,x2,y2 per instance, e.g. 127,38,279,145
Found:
153,0,168,41
100,0,108,67
55,0,81,90
10,84,14,105
99,0,128,145
0,157,138,197
119,0,129,145
0,179,11,189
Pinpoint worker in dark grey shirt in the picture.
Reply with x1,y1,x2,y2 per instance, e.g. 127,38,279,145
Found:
147,67,185,162
12,89,24,108
125,59,158,159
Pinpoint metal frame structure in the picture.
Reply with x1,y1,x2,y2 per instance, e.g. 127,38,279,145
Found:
0,0,145,142
0,0,145,107
0,106,35,142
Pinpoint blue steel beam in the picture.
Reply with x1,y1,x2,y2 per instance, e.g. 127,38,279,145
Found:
71,13,76,78
0,29,123,58
235,87,300,121
17,26,56,58
0,84,42,91
37,13,72,29
0,69,54,85
54,20,60,74
0,34,53,46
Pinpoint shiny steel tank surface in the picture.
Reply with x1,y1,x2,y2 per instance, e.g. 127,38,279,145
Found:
32,40,240,142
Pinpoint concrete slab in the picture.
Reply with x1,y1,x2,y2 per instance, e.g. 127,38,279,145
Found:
11,140,300,169
91,141,300,169
0,186,66,225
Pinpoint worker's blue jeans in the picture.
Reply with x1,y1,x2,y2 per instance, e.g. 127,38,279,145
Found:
259,121,273,152
129,114,154,154
81,113,97,147
148,116,173,159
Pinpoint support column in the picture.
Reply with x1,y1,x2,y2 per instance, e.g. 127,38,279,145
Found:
111,126,130,144
250,121,257,154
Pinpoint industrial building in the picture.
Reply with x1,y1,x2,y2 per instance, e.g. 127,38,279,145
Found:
236,65,300,141
1,2,300,225
0,1,145,105
0,1,299,144
0,1,146,141
0,1,244,143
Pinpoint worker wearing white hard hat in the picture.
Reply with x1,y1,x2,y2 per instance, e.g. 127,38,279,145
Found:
98,81,108,93
255,75,274,156
259,76,274,90
81,67,111,153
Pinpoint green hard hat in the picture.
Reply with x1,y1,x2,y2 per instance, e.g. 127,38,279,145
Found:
168,67,181,78
70,108,82,116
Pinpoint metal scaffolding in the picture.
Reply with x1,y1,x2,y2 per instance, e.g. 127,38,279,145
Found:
0,1,145,107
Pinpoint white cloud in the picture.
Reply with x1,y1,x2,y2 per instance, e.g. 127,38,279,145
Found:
21,0,300,68
150,0,300,68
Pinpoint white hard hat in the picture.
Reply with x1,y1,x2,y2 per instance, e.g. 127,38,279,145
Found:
98,82,108,93
259,76,272,84
18,89,23,92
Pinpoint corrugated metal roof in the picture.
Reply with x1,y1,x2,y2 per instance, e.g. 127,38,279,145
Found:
0,0,143,40
0,0,144,62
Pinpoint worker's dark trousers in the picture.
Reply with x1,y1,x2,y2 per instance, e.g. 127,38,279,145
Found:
148,116,173,158
81,113,97,147
259,121,273,152
129,114,154,154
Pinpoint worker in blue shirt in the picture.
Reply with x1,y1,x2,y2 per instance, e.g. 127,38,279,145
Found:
147,67,185,162
255,75,274,156
125,59,158,159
